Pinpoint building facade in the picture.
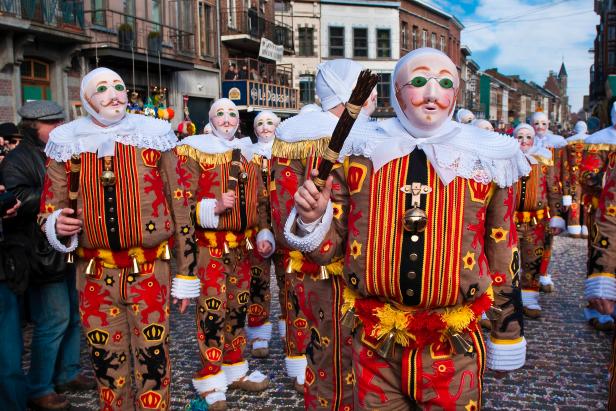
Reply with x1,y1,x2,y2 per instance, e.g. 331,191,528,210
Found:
589,0,616,113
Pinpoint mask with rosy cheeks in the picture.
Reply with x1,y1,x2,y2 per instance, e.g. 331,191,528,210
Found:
82,68,128,125
394,53,459,134
209,98,239,140
516,129,534,153
253,111,280,143
531,112,549,136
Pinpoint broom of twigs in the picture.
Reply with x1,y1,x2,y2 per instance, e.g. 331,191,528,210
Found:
67,154,81,264
313,69,379,190
227,148,242,192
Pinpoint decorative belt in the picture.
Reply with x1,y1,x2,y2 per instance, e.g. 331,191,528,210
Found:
77,241,170,270
195,227,255,249
286,250,343,277
341,287,493,353
514,207,550,224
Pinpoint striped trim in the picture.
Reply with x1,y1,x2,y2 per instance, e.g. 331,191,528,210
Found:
81,153,109,248
331,276,343,410
471,329,486,406
402,347,419,400
216,157,261,231
115,145,142,248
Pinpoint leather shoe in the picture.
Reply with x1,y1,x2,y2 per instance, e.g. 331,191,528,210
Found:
28,393,70,411
56,373,97,393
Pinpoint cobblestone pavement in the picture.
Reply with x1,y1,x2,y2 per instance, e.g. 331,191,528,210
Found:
50,235,610,410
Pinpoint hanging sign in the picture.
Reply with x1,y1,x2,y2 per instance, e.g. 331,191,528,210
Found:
258,38,284,62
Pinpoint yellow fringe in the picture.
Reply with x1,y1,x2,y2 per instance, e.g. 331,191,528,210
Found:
176,145,233,165
532,155,553,166
373,305,413,346
586,143,616,152
288,251,344,276
76,241,168,269
201,228,255,248
341,287,358,316
272,137,332,159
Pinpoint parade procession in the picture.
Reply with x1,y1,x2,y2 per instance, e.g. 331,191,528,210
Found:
0,0,615,410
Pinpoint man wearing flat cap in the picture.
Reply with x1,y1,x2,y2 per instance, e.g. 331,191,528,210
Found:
0,100,95,411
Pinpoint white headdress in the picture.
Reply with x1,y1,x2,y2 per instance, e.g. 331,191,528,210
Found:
80,67,126,127
316,59,363,111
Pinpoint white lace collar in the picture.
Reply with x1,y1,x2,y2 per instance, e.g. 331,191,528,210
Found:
45,114,177,161
179,134,254,160
566,132,588,142
340,120,530,188
242,140,274,160
275,110,339,142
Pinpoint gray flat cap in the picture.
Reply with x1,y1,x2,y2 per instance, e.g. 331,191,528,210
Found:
18,100,65,121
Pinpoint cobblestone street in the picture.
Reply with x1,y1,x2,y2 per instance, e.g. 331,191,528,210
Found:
56,235,611,410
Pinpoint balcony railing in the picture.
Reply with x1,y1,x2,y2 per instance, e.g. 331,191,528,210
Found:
84,9,194,59
221,8,293,52
222,79,299,111
224,57,293,87
0,0,85,30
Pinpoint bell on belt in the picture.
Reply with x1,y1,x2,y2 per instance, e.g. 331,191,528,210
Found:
375,330,396,359
402,207,428,234
286,261,294,274
448,332,473,356
532,216,538,225
319,265,330,281
245,238,254,251
85,258,95,275
162,244,171,261
239,172,248,182
341,306,357,329
100,170,116,187
546,209,551,218
223,241,231,256
130,255,140,275
66,252,74,264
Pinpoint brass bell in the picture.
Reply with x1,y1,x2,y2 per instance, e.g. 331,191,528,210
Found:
85,258,95,275
448,332,473,356
100,170,116,187
532,216,538,225
161,244,171,261
66,252,74,264
375,330,396,359
245,238,254,251
223,242,231,256
319,265,330,281
239,172,248,182
485,306,503,322
286,261,294,274
546,209,551,218
402,207,428,234
130,255,140,275
341,306,357,329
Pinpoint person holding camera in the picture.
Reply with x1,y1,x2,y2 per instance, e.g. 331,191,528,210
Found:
0,101,94,411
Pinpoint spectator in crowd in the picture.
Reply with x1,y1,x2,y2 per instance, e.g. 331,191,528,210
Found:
239,64,249,80
0,122,20,162
225,63,238,80
250,68,261,82
0,101,95,411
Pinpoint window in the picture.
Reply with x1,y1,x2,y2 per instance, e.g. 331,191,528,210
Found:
377,72,391,108
440,36,445,52
91,0,106,26
377,29,391,58
21,59,52,102
124,0,135,26
401,22,408,50
422,30,427,47
353,28,368,58
300,74,315,105
198,1,216,58
609,26,616,41
329,26,345,57
151,0,162,27
298,27,315,56
431,32,436,48
412,26,418,49
609,51,616,67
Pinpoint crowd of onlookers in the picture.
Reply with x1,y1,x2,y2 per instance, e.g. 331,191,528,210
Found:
0,122,23,164
224,61,292,87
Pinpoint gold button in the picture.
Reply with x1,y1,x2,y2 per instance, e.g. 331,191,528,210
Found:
407,271,416,280
406,289,414,297
411,235,419,242
409,253,418,261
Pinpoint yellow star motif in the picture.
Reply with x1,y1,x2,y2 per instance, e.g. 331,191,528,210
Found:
349,240,362,260
607,204,616,217
44,203,55,213
116,376,126,387
173,188,183,200
332,202,343,220
465,399,478,411
490,227,508,243
462,251,476,270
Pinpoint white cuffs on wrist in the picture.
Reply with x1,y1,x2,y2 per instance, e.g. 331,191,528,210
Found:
550,216,566,230
585,275,616,301
44,209,78,253
197,198,220,229
171,276,201,299
567,225,582,235
284,201,333,253
562,195,572,207
256,229,276,258
486,336,526,371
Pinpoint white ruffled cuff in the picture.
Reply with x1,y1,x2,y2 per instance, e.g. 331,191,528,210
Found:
278,319,286,340
521,290,541,310
582,225,589,236
256,229,276,258
486,336,527,371
284,201,333,253
562,195,572,207
197,198,220,229
550,216,566,230
171,275,201,299
285,355,307,384
246,322,273,342
192,371,228,395
585,275,616,301
44,209,78,253
539,275,553,286
222,361,249,384
567,225,582,235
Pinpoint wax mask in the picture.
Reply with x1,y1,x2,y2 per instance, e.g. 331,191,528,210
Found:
209,99,239,140
532,113,549,136
460,113,474,124
84,71,128,124
473,119,494,132
516,128,534,153
254,111,280,143
394,53,459,133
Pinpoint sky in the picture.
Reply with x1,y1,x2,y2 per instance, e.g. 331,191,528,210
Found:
424,0,598,112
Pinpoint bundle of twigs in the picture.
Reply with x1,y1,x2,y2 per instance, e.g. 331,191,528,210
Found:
227,148,242,192
68,154,81,212
314,69,379,189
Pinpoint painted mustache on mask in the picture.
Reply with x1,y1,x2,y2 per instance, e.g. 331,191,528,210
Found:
100,97,127,107
410,96,451,109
